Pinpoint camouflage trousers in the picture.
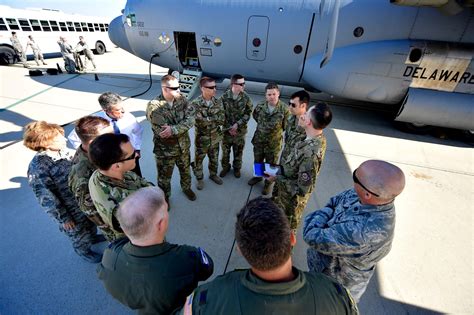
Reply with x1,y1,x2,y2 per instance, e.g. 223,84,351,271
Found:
59,208,97,255
307,249,373,302
193,142,220,180
272,181,311,230
14,48,27,66
221,134,246,170
32,49,45,65
253,141,280,165
155,153,192,199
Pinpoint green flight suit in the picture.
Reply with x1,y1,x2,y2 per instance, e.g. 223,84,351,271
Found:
272,134,327,230
97,238,214,315
176,267,358,314
146,94,195,199
220,89,253,171
192,95,225,179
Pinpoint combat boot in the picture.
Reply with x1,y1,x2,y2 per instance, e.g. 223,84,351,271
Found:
233,168,241,178
262,181,272,195
248,177,263,185
210,175,223,185
197,179,204,190
220,167,230,177
78,249,102,263
183,189,197,201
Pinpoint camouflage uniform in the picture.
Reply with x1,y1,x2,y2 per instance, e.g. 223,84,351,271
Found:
88,170,152,240
280,114,306,163
27,149,96,256
272,134,327,230
68,146,115,241
303,188,396,302
10,36,28,67
220,89,253,171
75,41,96,69
26,39,46,66
192,95,225,179
252,100,289,165
58,40,76,73
146,94,195,199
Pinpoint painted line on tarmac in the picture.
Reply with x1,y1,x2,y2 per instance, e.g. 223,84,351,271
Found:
0,74,80,113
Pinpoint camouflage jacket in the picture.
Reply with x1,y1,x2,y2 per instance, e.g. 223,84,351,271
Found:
10,36,23,52
68,146,109,228
220,89,253,137
192,95,225,147
303,188,396,283
278,134,327,197
280,115,306,163
146,94,195,157
27,149,79,224
252,100,289,145
88,170,152,239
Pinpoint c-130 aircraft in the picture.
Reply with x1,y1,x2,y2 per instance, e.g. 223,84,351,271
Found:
108,0,474,131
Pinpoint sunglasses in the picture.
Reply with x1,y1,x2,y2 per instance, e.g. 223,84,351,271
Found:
289,101,297,108
203,85,217,89
117,150,137,163
233,82,245,86
352,169,379,197
166,86,180,90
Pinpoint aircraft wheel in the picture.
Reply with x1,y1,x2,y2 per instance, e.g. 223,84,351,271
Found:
0,46,16,65
94,41,106,55
393,121,434,134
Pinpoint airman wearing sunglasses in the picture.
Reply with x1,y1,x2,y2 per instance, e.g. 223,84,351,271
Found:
191,77,225,190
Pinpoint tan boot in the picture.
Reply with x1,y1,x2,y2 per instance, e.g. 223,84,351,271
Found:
183,189,197,201
219,167,230,177
210,175,223,185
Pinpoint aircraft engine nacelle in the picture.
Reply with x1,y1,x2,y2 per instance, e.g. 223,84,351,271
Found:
395,88,474,130
303,40,413,105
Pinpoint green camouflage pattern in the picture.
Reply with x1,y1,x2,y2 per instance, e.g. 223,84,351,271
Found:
192,95,225,179
272,134,327,230
88,170,152,240
251,100,289,164
27,149,96,254
279,115,306,164
68,146,115,241
146,94,195,197
303,188,396,302
220,89,253,170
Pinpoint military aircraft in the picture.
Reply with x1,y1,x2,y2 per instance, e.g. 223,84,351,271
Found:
108,0,474,131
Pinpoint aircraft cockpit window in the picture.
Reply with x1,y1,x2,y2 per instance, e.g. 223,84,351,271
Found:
126,13,136,27
6,18,19,30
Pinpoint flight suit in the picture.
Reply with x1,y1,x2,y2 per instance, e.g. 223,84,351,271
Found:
88,170,152,240
220,89,253,172
272,134,327,230
146,94,195,200
177,267,358,314
97,238,214,315
192,95,225,180
68,146,115,241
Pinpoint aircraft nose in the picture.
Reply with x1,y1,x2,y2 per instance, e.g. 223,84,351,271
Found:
108,16,133,53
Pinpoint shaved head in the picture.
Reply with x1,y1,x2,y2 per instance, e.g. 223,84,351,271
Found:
117,187,168,242
356,160,405,202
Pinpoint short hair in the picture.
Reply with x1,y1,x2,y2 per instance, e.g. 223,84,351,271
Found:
75,116,110,143
199,76,215,87
12,31,16,35
161,74,177,86
117,187,166,240
23,121,64,152
265,82,279,91
230,74,244,83
309,102,332,129
28,35,33,39
79,36,84,40
89,133,129,170
98,92,122,111
235,197,292,271
291,90,310,108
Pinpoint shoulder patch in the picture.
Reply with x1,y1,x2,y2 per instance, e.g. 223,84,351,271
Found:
300,172,311,184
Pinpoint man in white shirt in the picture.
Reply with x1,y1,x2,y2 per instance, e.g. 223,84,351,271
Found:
68,92,144,176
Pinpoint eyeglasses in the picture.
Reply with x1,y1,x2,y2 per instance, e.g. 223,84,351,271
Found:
233,82,245,86
352,169,379,197
117,150,137,163
165,86,180,90
203,85,217,89
289,101,297,108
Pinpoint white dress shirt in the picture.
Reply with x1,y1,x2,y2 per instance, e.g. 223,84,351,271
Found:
68,111,143,149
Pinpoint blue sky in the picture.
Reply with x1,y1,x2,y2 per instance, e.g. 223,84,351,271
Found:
2,0,127,18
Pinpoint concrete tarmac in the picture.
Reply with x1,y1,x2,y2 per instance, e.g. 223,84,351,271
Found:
0,48,472,314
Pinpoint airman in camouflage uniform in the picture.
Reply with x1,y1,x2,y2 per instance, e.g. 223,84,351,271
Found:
303,160,406,302
248,82,289,194
192,77,224,190
68,116,115,241
26,35,47,66
219,74,253,178
88,133,152,240
146,74,196,201
75,36,96,70
24,121,102,263
269,103,332,230
10,32,29,68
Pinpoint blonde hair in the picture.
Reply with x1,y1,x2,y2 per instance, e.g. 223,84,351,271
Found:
23,121,64,151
